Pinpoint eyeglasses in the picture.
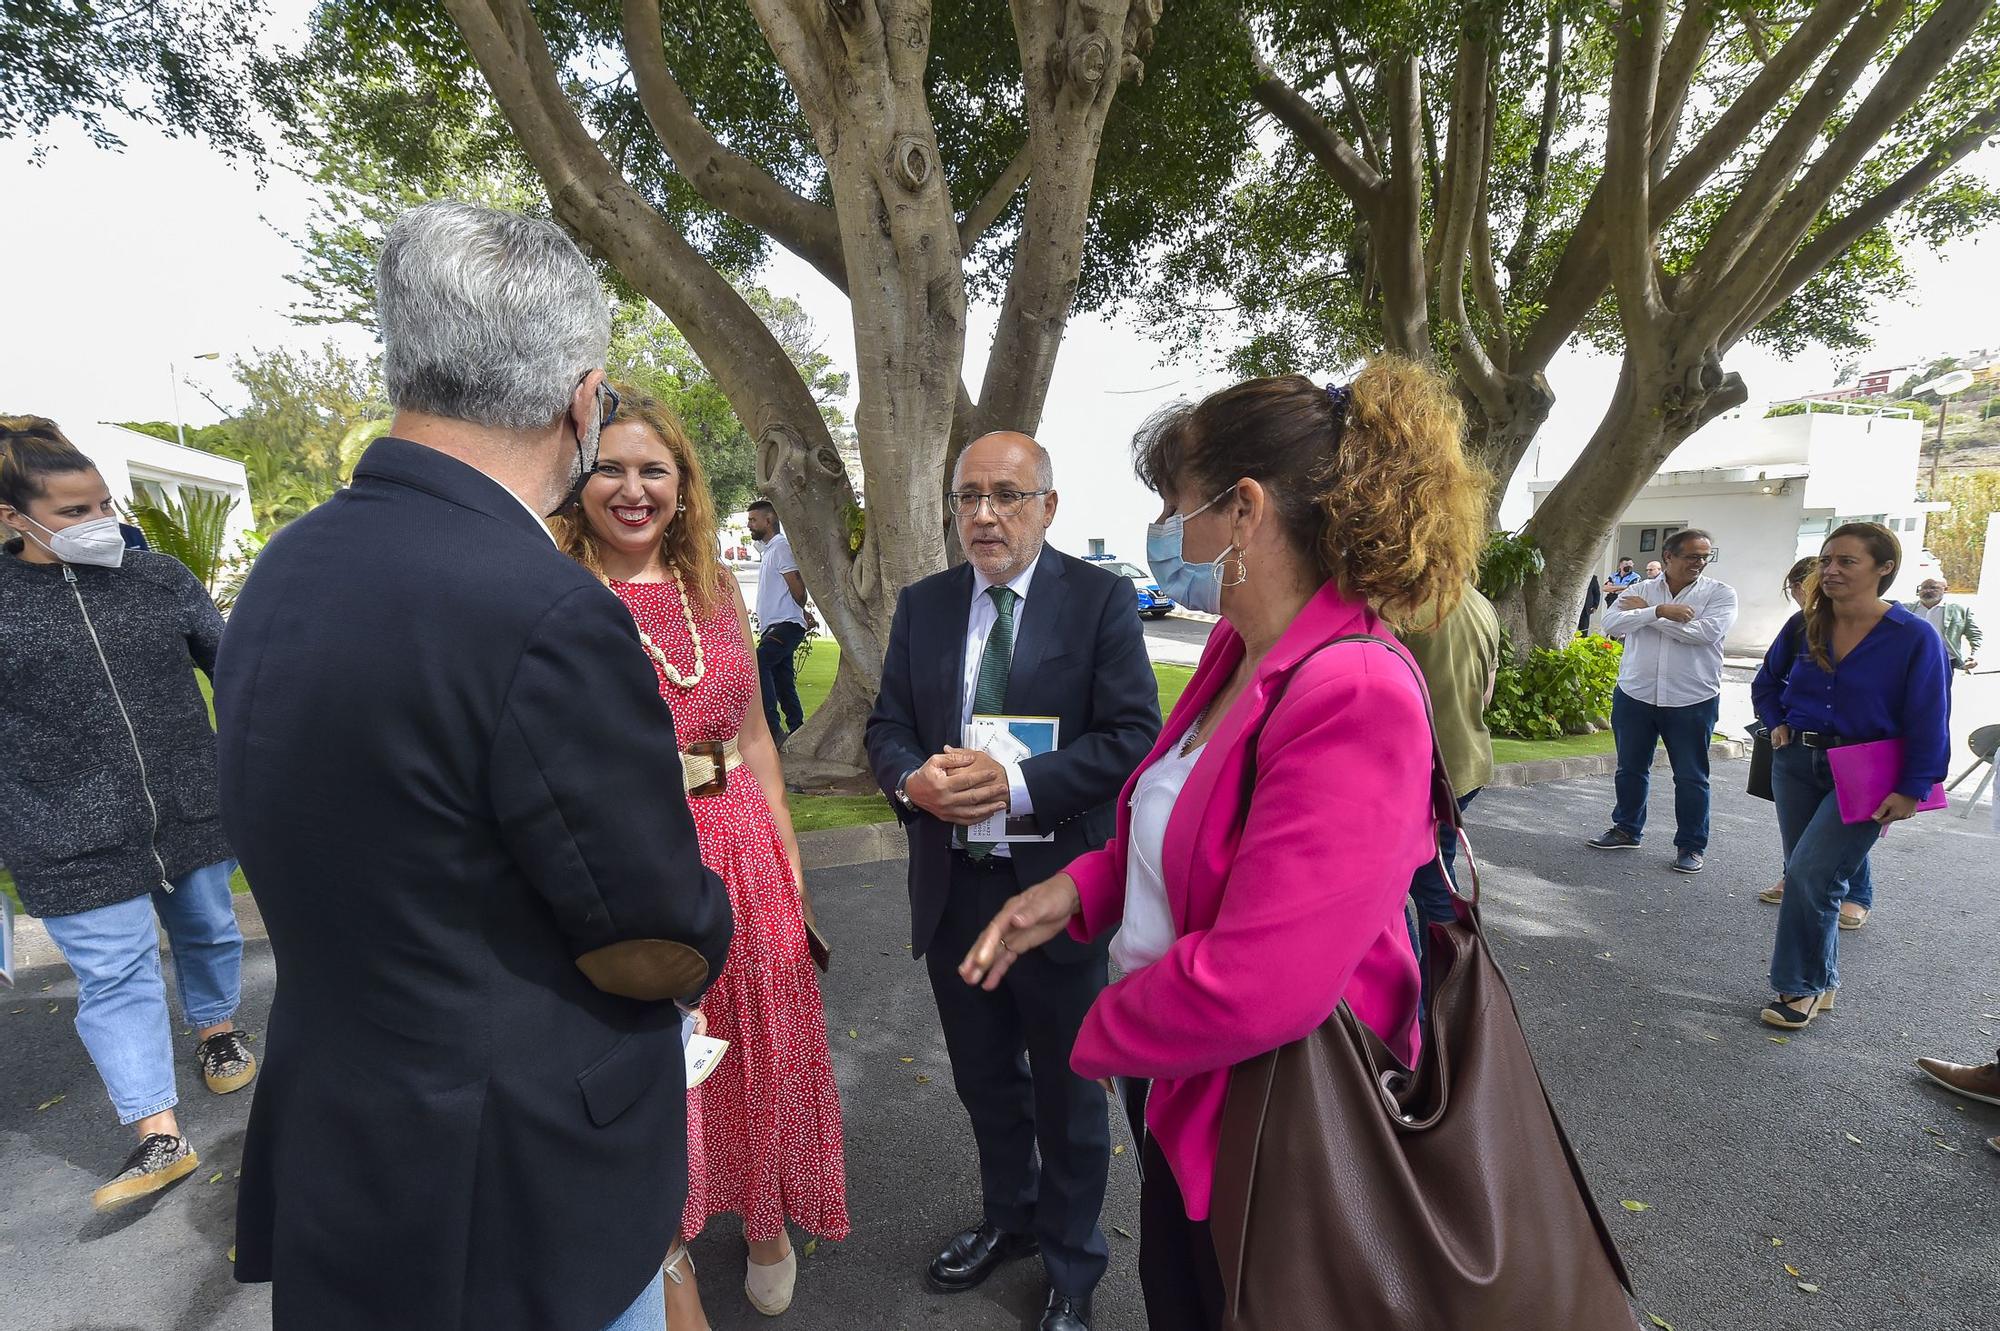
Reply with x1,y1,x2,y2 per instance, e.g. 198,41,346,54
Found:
597,381,620,428
946,489,1051,518
1671,550,1716,565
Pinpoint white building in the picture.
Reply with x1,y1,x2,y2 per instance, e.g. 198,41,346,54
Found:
67,420,255,550
1530,402,1946,652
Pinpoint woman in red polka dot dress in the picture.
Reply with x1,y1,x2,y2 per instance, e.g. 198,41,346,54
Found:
554,386,849,1328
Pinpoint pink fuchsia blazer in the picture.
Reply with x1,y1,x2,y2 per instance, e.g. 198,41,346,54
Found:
1065,581,1433,1221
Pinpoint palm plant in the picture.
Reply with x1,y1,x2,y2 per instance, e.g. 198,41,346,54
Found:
124,488,240,607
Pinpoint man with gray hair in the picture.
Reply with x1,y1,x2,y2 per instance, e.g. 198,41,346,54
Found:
216,201,733,1331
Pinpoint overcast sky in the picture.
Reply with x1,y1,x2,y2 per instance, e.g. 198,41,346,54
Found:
6,36,1998,558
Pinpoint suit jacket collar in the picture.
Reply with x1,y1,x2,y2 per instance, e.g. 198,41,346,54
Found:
351,437,554,544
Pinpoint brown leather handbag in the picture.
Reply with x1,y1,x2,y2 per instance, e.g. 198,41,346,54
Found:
1209,636,1636,1330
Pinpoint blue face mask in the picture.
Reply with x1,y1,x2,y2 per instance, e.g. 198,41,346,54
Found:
1145,487,1238,616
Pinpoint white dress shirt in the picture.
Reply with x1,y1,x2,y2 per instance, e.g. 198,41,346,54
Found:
500,482,557,544
1110,737,1204,974
755,531,807,630
961,556,1042,850
1599,574,1738,706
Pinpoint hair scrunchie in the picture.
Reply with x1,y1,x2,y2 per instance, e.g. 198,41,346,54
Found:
1325,382,1352,436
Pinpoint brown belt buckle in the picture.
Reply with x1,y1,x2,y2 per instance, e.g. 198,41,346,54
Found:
684,740,730,799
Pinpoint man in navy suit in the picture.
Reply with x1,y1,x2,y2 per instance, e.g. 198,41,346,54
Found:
866,433,1160,1331
215,202,733,1331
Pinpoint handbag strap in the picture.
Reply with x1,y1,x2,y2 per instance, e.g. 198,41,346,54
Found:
1307,632,1480,911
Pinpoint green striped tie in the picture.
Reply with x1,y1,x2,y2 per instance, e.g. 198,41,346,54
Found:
967,585,1017,859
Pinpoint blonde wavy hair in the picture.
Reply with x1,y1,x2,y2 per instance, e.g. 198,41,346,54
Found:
1132,356,1488,627
549,383,727,618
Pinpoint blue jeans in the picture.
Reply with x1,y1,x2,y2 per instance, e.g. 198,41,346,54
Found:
756,620,808,737
1768,746,1883,995
1408,791,1478,1020
1609,688,1720,851
41,860,243,1125
599,1271,665,1331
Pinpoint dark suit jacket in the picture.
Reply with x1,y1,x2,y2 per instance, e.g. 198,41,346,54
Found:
866,547,1160,961
215,438,733,1331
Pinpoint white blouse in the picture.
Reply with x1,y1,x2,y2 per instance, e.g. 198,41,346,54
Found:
1109,739,1206,975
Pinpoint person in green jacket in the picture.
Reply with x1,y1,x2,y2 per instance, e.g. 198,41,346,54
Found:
1905,577,1981,673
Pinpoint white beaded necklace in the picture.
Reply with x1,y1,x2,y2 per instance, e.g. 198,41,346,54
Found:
602,567,706,688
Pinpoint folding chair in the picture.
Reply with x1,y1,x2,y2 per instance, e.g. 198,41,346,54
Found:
1947,723,1999,819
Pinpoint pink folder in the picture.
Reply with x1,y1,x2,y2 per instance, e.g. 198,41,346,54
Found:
1826,739,1948,824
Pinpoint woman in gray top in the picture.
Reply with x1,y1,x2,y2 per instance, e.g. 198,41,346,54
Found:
0,416,255,1212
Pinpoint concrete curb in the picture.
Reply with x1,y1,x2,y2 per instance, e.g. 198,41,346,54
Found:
1485,738,1748,789
799,820,906,872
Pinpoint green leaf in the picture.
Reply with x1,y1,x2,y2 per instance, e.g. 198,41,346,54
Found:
1619,1200,1652,1213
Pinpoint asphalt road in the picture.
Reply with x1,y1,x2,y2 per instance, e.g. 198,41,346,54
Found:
5,771,1997,1331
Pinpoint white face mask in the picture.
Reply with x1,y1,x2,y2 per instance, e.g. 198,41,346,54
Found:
22,514,125,568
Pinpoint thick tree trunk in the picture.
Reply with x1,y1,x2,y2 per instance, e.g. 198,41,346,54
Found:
1505,355,1747,651
745,0,967,780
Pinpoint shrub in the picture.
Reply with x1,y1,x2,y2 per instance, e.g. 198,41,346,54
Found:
1477,530,1545,601
1485,633,1623,740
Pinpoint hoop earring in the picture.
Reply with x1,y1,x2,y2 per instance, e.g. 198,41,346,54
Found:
1218,552,1249,588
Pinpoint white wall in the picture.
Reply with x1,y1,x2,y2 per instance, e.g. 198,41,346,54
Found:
67,421,254,548
1616,487,1805,652
1798,412,1922,515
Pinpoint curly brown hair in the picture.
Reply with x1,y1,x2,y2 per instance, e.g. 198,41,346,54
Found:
548,384,727,618
1132,356,1488,626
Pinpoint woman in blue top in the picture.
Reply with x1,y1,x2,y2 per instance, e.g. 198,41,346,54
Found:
1752,522,1950,1030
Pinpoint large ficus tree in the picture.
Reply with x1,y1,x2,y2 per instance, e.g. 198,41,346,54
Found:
267,0,1248,776
1143,0,2000,647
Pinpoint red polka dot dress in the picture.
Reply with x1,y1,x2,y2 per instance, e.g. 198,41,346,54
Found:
607,572,850,1245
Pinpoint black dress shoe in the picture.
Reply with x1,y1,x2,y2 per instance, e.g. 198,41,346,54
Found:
1040,1287,1093,1331
926,1221,1039,1292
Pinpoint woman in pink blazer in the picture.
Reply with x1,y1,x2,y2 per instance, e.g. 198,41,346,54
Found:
961,359,1486,1330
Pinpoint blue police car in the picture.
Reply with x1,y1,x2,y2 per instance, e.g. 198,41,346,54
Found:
1084,555,1175,619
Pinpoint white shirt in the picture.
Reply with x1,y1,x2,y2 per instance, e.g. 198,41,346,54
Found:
755,532,806,630
1918,602,1949,636
1111,738,1204,974
1599,574,1738,706
501,483,557,544
961,555,1042,838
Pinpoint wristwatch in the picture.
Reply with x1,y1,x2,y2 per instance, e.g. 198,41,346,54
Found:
894,769,917,811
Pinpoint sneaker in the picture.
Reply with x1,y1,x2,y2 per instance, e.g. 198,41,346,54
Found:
1671,850,1704,875
196,1030,257,1095
1586,828,1641,850
91,1133,199,1212
1916,1055,2000,1108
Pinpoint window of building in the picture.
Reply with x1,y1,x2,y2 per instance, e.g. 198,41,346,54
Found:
1088,538,1105,556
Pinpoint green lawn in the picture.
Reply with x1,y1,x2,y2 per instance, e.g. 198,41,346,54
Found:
1490,731,1618,765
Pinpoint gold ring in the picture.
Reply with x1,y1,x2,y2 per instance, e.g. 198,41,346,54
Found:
999,937,1014,954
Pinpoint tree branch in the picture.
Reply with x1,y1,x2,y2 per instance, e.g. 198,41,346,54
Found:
958,141,1032,252
620,0,846,291
1695,0,1987,350
1603,0,1670,346
1436,28,1506,408
1503,12,1562,286
1248,49,1382,203
1682,0,1908,312
1727,96,2000,346
975,0,1160,433
441,0,872,662
1329,38,1382,172
1469,82,1511,370
1377,54,1433,358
